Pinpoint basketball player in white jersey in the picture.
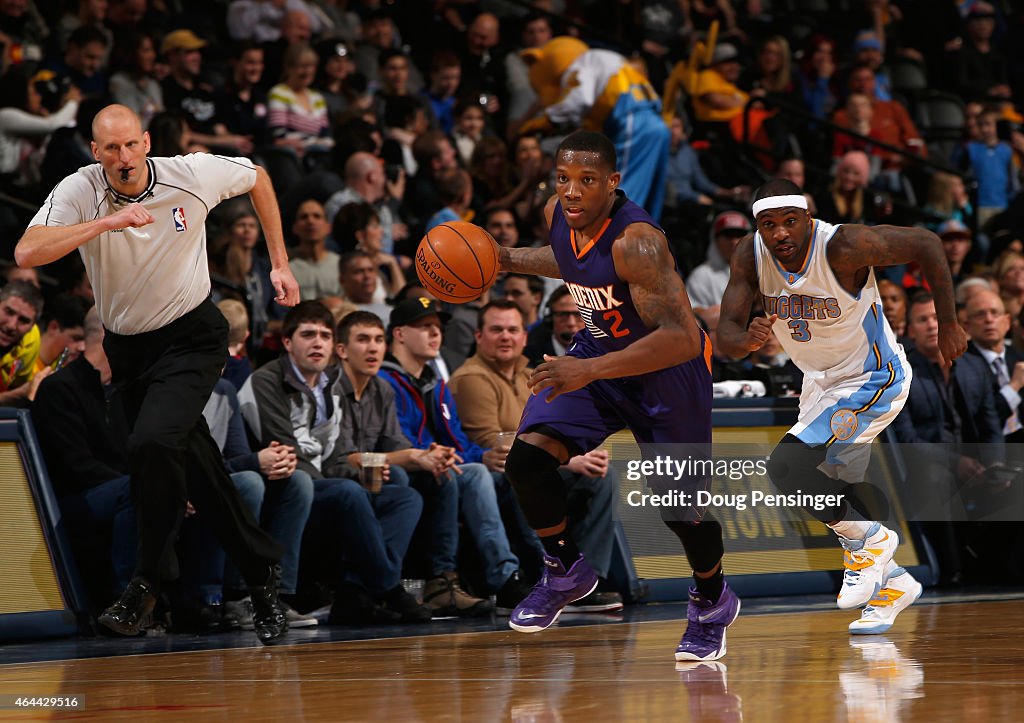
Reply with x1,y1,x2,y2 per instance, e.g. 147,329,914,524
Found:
16,104,300,645
719,179,968,634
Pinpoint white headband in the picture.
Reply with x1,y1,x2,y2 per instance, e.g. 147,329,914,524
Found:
751,194,808,217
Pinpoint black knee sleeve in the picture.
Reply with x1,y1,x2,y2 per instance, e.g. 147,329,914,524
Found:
663,518,724,574
767,434,888,521
504,439,568,529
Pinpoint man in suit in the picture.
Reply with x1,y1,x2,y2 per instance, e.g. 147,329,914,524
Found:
962,289,1024,443
892,292,1004,583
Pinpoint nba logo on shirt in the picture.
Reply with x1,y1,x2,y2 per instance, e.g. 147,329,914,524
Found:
172,207,187,232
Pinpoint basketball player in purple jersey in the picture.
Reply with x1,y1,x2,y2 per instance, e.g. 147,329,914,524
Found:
499,131,739,662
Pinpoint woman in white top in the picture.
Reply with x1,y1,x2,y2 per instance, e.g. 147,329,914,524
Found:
0,67,80,190
109,32,164,129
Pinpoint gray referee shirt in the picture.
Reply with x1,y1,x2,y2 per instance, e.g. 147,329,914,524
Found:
29,154,258,335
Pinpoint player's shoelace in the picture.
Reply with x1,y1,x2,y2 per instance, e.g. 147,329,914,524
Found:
518,574,560,612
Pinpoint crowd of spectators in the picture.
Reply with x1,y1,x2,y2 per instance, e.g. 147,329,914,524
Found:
3,0,1024,632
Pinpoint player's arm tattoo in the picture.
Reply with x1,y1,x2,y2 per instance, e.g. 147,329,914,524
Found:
831,224,958,323
498,245,562,278
717,234,761,359
615,227,701,359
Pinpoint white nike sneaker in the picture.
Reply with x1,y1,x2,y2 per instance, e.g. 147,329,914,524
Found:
849,561,923,635
836,523,898,610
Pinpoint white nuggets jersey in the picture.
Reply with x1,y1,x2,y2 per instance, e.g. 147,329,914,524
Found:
30,154,257,335
754,219,910,470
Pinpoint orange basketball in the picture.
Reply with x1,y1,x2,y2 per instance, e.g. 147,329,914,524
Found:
415,221,500,303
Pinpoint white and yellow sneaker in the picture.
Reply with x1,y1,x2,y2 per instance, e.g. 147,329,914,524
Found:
849,561,923,635
837,523,899,609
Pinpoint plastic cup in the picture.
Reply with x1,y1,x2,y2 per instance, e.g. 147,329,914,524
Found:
359,452,387,493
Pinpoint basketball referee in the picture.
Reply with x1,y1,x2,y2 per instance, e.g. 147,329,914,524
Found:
16,104,300,645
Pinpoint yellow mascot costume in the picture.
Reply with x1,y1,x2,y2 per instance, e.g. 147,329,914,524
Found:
520,37,670,219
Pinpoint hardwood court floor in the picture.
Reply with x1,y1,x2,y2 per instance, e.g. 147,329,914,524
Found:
1,599,1022,721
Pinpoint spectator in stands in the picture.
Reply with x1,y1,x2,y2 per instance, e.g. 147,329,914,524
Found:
381,297,532,616
962,288,1024,442
355,10,423,90
373,49,428,123
692,43,748,126
211,207,280,346
325,151,403,255
453,97,486,167
216,299,255,391
687,211,752,311
338,250,392,319
796,35,839,120
33,293,90,375
511,133,552,224
0,281,47,405
108,31,163,129
217,42,270,151
485,206,520,249
227,0,322,44
331,202,405,298
850,30,892,102
147,111,199,156
421,50,462,135
832,92,884,163
665,116,747,210
32,307,134,612
290,199,341,301
891,292,1003,583
741,35,797,101
524,285,585,367
268,44,334,165
3,264,39,288
408,130,460,234
161,30,253,155
816,150,890,224
47,25,109,98
449,300,623,612
505,13,552,133
939,219,975,287
958,107,1018,230
877,279,909,338
0,67,80,192
260,8,315,85
239,301,427,625
947,1,1012,104
458,12,507,133
832,63,926,172
0,0,46,74
997,252,1024,320
774,157,818,214
470,135,538,213
55,0,113,53
314,39,357,123
923,172,976,234
501,272,544,331
381,94,428,182
426,168,473,231
201,373,316,630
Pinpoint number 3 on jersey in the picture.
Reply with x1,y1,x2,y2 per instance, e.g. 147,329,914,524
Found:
788,319,811,342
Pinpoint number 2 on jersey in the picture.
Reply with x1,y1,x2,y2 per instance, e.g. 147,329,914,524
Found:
788,319,811,342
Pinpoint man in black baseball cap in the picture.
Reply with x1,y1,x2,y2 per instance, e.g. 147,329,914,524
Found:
387,296,451,334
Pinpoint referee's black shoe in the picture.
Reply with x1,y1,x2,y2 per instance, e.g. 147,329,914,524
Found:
98,577,157,636
250,564,289,645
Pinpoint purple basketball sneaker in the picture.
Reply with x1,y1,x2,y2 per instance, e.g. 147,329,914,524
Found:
509,554,599,633
674,581,741,661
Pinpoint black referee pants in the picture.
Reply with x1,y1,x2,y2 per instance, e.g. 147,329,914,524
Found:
103,299,281,591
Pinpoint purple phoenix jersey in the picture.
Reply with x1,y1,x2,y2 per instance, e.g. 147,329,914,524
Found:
549,192,658,352
519,190,713,518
